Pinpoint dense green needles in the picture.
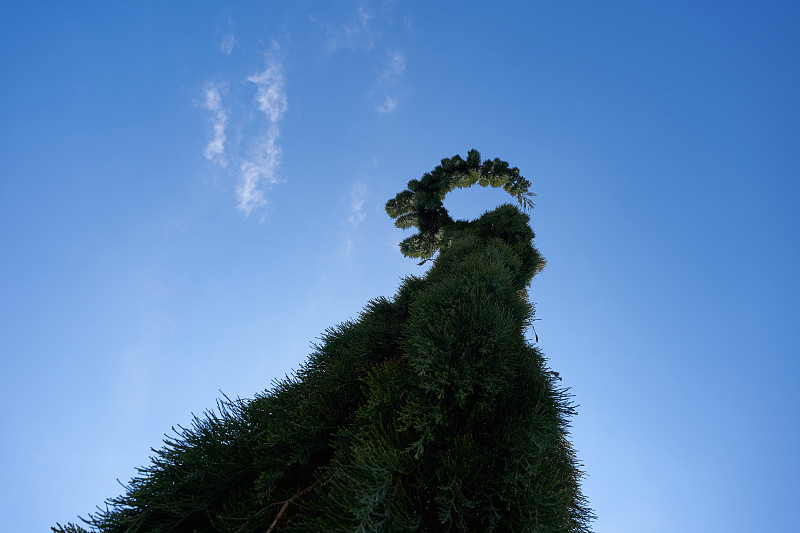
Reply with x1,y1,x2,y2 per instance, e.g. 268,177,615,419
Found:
55,150,592,533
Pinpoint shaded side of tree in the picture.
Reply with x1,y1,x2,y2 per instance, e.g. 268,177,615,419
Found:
54,150,593,533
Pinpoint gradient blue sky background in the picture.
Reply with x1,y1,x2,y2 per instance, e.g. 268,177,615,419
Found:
2,2,798,531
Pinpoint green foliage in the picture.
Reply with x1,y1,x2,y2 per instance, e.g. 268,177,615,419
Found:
54,152,592,533
385,149,535,260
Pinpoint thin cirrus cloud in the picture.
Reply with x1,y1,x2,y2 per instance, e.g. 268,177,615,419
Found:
310,4,408,115
237,54,287,217
341,3,375,50
380,51,405,83
376,95,398,115
202,84,228,167
349,181,368,228
376,51,404,115
313,2,376,52
200,48,287,219
220,32,237,56
342,180,368,256
236,129,281,216
247,58,288,123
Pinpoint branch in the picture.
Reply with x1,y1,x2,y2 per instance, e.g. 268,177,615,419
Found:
266,478,322,533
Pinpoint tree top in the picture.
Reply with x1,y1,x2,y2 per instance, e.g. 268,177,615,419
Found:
385,149,534,259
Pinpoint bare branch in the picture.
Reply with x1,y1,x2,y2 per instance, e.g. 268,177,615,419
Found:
266,478,322,533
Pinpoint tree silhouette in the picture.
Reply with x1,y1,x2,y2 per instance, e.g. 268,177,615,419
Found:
54,150,592,533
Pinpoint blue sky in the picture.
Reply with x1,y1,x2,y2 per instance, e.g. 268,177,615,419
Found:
1,2,798,531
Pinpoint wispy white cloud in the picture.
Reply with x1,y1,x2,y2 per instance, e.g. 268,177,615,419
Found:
237,130,282,217
310,3,409,115
199,34,289,219
202,84,228,167
314,1,376,52
220,32,237,56
344,2,375,49
376,95,398,115
349,181,368,228
342,180,369,257
374,50,405,114
247,55,288,123
380,51,405,84
236,52,287,217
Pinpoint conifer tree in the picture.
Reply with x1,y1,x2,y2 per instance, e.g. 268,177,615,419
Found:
54,150,593,533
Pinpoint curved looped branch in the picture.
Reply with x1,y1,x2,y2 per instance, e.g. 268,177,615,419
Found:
385,149,534,260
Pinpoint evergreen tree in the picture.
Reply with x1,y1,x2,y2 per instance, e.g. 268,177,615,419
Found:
54,150,593,533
